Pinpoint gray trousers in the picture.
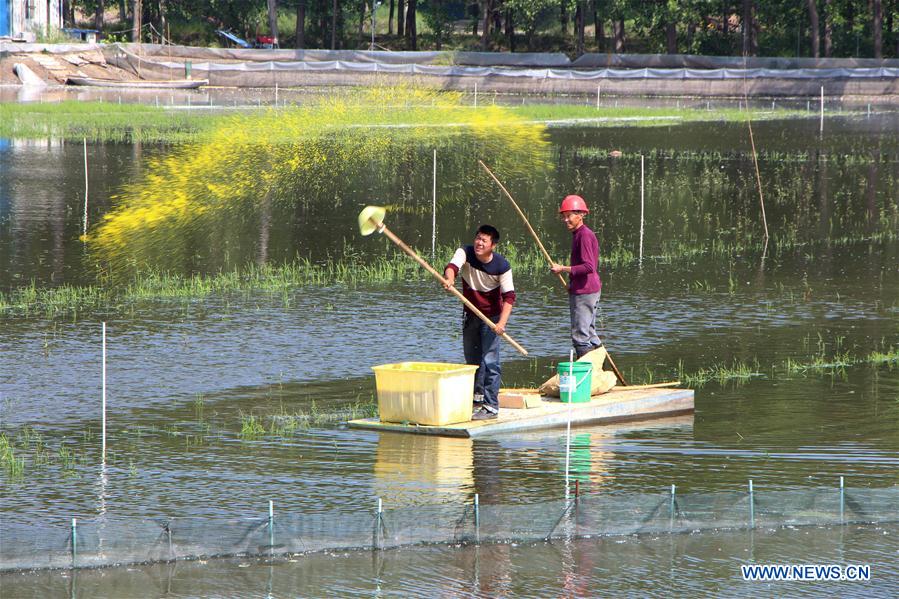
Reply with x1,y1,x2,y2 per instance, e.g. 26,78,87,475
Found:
569,291,603,358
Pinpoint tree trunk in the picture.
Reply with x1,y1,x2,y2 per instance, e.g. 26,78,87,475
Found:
480,0,490,50
613,18,624,52
94,0,104,31
505,9,514,51
807,0,819,58
823,0,832,56
593,1,603,48
666,21,676,53
331,0,338,49
388,0,394,35
741,0,752,55
132,0,141,42
397,0,404,37
405,0,416,49
267,0,279,46
296,0,305,47
560,5,569,36
358,0,365,45
575,2,585,56
118,0,126,23
873,0,883,58
159,0,167,43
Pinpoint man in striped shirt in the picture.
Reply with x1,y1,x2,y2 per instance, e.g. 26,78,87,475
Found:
444,225,515,421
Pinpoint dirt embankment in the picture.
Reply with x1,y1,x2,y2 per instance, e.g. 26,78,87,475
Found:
1,48,137,85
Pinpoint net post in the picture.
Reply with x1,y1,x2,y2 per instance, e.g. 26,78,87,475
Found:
839,476,844,524
669,484,676,530
373,497,383,550
474,493,480,544
748,479,754,528
269,500,275,558
71,518,77,568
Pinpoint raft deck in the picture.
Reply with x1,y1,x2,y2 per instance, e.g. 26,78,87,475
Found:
348,386,693,438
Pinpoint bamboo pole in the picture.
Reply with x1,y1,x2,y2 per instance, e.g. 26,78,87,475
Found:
478,160,567,289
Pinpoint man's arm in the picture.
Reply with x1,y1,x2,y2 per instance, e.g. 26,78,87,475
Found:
494,300,513,336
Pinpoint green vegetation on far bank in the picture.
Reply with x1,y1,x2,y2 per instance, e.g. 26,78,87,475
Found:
0,98,817,143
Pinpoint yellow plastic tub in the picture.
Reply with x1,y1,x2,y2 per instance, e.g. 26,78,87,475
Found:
371,362,479,426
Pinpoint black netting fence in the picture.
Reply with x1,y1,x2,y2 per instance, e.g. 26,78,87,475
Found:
3,484,897,572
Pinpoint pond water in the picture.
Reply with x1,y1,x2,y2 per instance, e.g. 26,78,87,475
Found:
1,105,897,593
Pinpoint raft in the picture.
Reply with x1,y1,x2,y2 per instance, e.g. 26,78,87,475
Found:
348,385,693,438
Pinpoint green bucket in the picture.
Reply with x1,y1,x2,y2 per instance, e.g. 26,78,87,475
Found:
557,362,592,403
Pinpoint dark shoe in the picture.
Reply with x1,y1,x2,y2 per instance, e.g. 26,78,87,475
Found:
471,407,497,421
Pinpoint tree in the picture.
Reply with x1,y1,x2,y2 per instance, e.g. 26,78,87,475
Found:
405,0,417,48
823,0,832,56
296,0,306,47
741,0,753,55
331,0,339,48
423,0,455,49
593,0,604,48
94,0,104,32
267,0,280,46
575,0,586,56
873,0,883,57
132,0,142,42
388,0,394,34
480,0,491,50
397,0,405,36
807,0,820,57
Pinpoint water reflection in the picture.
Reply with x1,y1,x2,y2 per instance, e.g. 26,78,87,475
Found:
373,433,474,503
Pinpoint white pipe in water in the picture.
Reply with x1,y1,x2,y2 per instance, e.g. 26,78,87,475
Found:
432,149,437,261
820,86,824,133
564,349,573,498
102,322,106,463
82,138,89,236
639,154,645,266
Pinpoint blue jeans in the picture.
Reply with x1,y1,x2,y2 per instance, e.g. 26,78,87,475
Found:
569,291,603,358
463,312,501,413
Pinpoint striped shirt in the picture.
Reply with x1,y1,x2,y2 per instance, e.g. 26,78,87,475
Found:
446,246,516,317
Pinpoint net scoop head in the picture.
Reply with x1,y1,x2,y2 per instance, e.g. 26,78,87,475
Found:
358,206,387,236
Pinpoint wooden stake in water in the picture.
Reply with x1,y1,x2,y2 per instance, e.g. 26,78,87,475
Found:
474,83,478,108
102,322,106,463
431,149,437,261
82,138,89,236
596,84,600,108
639,154,645,265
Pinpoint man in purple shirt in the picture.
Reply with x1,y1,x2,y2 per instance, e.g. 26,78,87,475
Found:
550,194,603,358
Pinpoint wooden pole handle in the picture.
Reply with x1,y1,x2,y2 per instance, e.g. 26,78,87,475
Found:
479,160,568,289
377,222,528,356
